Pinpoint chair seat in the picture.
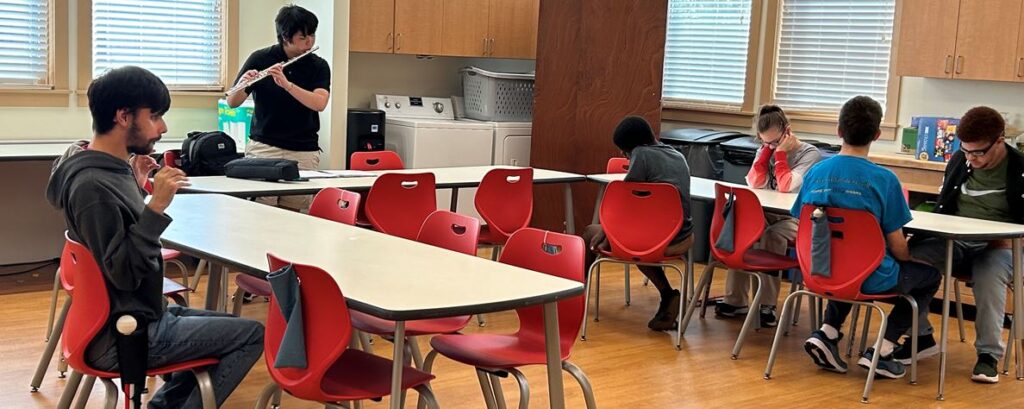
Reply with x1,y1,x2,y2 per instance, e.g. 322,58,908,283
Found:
162,277,189,295
350,310,470,336
735,249,799,272
430,333,569,369
596,248,686,264
77,358,220,379
161,248,182,260
319,349,434,401
477,225,507,246
235,274,272,297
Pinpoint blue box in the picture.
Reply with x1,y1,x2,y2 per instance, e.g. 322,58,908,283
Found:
915,117,960,162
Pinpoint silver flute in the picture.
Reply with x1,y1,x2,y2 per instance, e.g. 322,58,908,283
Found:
224,46,320,96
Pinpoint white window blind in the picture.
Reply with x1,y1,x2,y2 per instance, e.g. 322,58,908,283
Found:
662,0,753,106
0,0,49,86
93,0,223,89
773,0,895,113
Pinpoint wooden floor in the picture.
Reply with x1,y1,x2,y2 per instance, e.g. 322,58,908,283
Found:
3,260,1023,409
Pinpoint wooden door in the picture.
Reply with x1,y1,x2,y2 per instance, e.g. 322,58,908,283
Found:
953,0,1023,81
487,0,540,59
1017,4,1024,81
441,0,491,57
394,0,444,55
894,0,959,78
350,0,396,53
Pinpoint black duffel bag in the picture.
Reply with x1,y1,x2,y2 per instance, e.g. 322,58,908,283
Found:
224,158,302,181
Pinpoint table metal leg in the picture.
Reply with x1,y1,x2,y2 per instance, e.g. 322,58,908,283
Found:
1013,238,1023,380
591,185,605,225
450,188,460,212
563,184,575,234
543,302,565,409
937,239,953,400
390,321,407,409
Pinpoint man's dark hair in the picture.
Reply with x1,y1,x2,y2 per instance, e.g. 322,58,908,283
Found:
958,106,1005,143
613,116,657,153
276,5,318,45
87,66,170,134
837,96,883,147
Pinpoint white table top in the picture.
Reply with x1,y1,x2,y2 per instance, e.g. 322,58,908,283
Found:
588,173,1024,240
161,194,584,320
181,166,586,197
0,140,194,162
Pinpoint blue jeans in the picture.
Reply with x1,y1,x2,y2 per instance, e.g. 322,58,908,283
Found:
911,238,1013,358
91,305,265,408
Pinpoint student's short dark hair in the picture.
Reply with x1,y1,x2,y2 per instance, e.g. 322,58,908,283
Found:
958,106,1005,143
837,96,883,147
754,104,789,141
87,66,170,134
613,116,657,153
276,5,318,45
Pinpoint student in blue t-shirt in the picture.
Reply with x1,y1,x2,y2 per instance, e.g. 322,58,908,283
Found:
791,96,940,379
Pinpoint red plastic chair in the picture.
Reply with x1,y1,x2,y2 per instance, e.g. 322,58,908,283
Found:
232,188,364,316
366,172,437,241
59,234,218,408
349,211,480,362
680,184,800,359
255,254,439,408
425,228,597,409
350,150,405,171
764,206,920,402
605,157,629,174
476,168,534,248
581,181,691,349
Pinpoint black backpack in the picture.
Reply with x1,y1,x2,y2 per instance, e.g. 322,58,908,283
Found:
180,131,242,176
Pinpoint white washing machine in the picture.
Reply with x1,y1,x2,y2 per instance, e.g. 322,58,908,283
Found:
372,94,493,218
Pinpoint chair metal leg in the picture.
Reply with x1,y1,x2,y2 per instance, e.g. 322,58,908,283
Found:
562,361,597,409
764,290,806,379
413,384,441,409
808,297,819,330
167,292,188,307
681,262,717,336
624,265,631,306
476,313,487,327
488,373,508,409
594,263,601,322
581,260,603,341
271,387,283,409
788,280,801,328
56,371,83,409
476,369,499,409
732,272,764,359
409,337,425,369
846,304,861,358
358,331,373,353
954,279,967,342
166,258,190,296
1004,321,1016,375
194,370,217,409
231,286,246,317
700,266,715,319
253,382,279,409
45,268,62,342
861,304,889,403
191,259,207,292
100,378,119,409
859,309,873,356
33,297,70,391
905,295,920,385
666,263,688,350
72,375,97,409
507,368,530,409
416,350,441,409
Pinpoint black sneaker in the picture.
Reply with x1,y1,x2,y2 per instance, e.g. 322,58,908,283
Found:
857,347,906,379
804,330,848,373
648,290,681,331
759,305,778,328
714,301,749,318
893,334,939,365
971,353,1000,383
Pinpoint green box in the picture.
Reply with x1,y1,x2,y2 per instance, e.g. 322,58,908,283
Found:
218,98,254,147
900,127,918,154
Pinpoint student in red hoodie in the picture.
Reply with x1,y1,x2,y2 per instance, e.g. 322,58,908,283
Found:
715,105,822,327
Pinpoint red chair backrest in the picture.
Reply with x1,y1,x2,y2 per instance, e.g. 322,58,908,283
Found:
417,210,481,256
163,149,181,169
600,181,683,262
350,151,404,171
498,228,585,357
365,172,437,240
265,254,352,401
60,234,111,376
796,205,886,300
309,188,361,226
474,168,534,243
605,157,629,174
709,183,767,267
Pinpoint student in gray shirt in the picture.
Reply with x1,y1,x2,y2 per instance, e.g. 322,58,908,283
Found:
582,116,693,331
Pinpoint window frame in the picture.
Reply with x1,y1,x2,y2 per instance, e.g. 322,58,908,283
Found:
0,0,71,107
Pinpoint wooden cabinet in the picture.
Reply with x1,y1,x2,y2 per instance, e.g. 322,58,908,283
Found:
350,0,396,53
896,0,1024,82
441,0,491,57
1015,4,1024,81
488,0,540,59
394,0,444,55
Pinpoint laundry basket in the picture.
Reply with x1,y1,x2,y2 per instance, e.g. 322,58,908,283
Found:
461,66,535,122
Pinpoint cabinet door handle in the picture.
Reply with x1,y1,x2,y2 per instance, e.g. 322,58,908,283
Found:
490,38,495,56
386,32,394,51
396,33,402,51
944,55,953,74
483,38,489,55
1018,57,1024,78
955,55,964,74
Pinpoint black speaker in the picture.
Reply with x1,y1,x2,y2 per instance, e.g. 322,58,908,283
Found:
346,109,386,169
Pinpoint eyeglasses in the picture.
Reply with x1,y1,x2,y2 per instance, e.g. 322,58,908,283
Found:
961,137,1003,158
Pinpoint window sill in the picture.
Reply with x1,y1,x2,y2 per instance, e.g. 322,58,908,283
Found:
0,89,73,107
662,105,898,140
75,90,225,109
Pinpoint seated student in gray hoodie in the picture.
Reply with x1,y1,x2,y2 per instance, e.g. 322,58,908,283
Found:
46,66,264,409
581,116,694,331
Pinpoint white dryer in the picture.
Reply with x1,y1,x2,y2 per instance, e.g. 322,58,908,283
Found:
372,94,493,218
489,121,531,166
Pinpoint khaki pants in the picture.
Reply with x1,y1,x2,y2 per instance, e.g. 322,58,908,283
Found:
245,140,320,212
723,213,798,307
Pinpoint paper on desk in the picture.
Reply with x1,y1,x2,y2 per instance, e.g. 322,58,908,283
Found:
298,170,376,179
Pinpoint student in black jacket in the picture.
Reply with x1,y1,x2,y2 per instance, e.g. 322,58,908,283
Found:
46,66,264,408
908,106,1024,383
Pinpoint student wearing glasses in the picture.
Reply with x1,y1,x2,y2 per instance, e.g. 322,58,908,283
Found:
907,106,1024,383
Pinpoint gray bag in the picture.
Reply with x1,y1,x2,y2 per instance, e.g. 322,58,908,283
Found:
810,207,832,278
267,264,308,369
714,192,736,253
